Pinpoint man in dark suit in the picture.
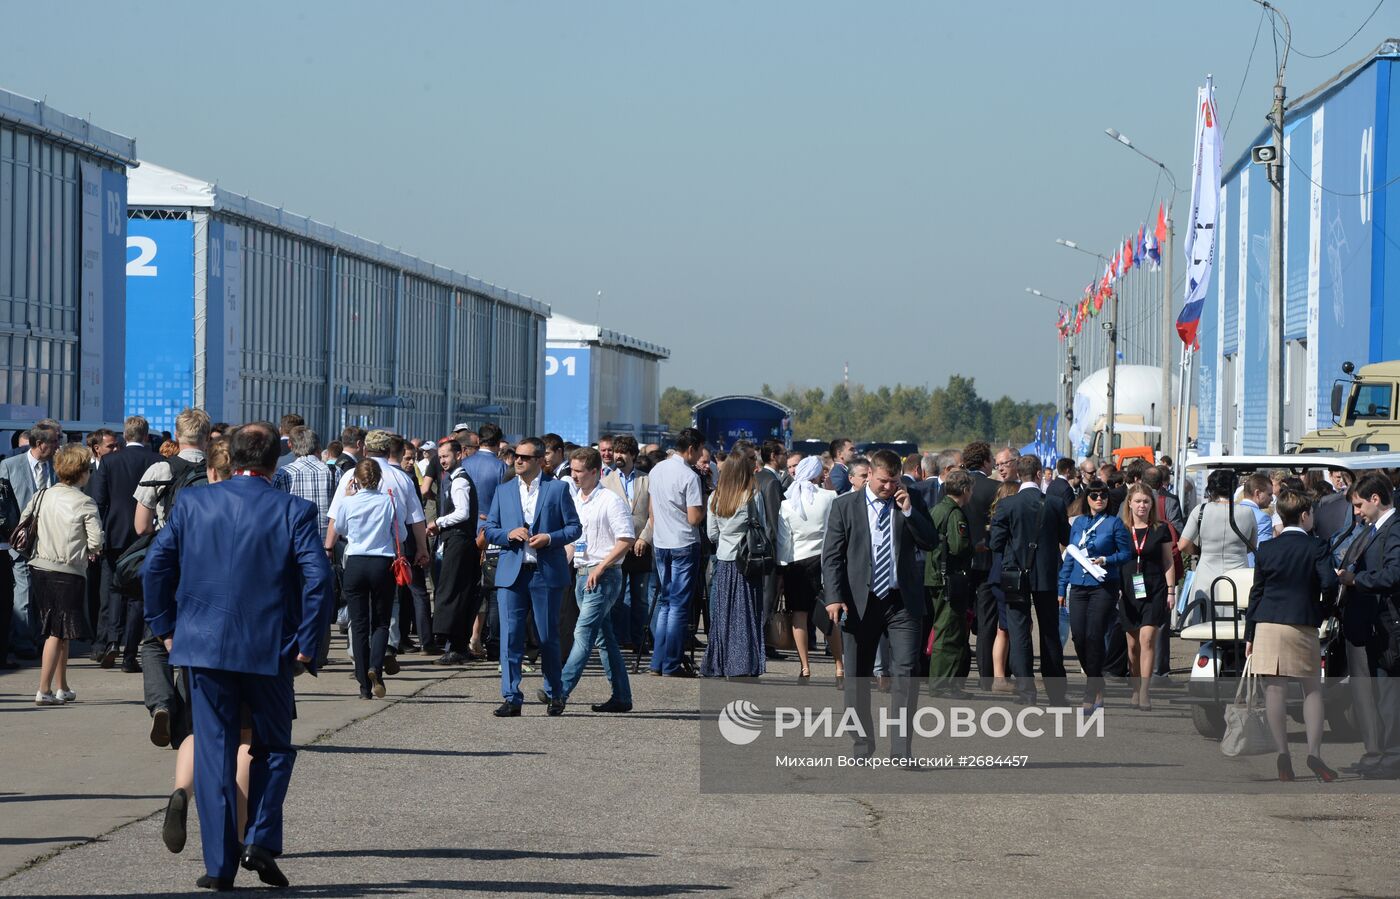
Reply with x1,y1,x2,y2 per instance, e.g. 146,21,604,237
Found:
989,455,1071,706
960,441,1000,689
1337,473,1400,777
756,441,786,657
275,413,303,470
336,425,365,477
828,438,854,494
485,436,581,716
89,416,162,669
1045,457,1077,508
821,449,938,760
144,421,333,890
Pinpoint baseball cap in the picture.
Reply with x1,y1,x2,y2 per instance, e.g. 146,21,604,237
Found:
421,440,436,451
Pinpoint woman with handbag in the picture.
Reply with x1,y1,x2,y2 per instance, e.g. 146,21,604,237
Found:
1245,489,1340,781
26,444,103,706
700,452,770,678
1177,469,1258,627
1119,483,1176,711
326,459,405,699
777,456,839,682
1058,479,1133,712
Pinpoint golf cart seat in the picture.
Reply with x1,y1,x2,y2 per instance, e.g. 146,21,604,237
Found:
1178,567,1255,642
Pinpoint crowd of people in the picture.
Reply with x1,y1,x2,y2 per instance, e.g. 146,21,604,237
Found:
7,411,1400,885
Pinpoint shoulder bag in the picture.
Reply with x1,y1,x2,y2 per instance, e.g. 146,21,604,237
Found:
387,489,413,587
737,493,777,581
1220,656,1275,757
10,486,47,561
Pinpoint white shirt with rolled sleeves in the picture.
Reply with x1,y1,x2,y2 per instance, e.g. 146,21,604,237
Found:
327,457,426,532
572,485,634,568
647,456,701,550
434,467,475,531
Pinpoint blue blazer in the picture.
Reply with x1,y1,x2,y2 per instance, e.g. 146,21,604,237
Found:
143,476,335,676
1058,513,1134,595
485,476,581,589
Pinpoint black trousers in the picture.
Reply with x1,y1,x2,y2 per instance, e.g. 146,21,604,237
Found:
1004,588,1068,705
397,530,432,648
842,590,923,758
969,570,999,687
344,555,395,693
0,553,13,663
98,550,142,656
1068,585,1119,703
436,532,481,651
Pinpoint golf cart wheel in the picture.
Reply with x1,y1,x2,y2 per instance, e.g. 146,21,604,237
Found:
1191,703,1226,739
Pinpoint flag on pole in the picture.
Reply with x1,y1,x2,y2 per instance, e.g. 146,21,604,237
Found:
1122,237,1134,273
1177,77,1221,347
1155,201,1168,242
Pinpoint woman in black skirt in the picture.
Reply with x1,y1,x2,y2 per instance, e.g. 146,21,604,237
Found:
778,456,838,681
1119,483,1175,710
26,443,103,706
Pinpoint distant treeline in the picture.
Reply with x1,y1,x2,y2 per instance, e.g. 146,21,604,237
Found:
660,376,1055,449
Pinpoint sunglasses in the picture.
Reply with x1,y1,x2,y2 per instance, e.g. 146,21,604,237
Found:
514,454,539,461
1087,491,1109,500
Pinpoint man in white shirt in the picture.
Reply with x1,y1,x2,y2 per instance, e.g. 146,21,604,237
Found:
428,439,480,665
646,428,706,676
557,447,635,712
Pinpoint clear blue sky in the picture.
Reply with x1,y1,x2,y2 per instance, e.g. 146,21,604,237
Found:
4,1,1392,401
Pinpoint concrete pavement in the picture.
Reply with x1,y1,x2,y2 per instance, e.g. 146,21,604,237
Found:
3,638,1400,897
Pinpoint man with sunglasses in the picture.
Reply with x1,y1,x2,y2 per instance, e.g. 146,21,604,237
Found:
484,437,581,716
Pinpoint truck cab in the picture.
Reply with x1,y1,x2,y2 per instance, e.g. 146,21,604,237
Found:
1296,361,1400,453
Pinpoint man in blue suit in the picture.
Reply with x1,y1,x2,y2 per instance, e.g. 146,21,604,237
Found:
144,421,334,891
485,436,581,716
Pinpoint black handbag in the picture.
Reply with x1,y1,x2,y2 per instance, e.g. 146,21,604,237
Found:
736,494,776,580
9,486,47,561
1000,496,1046,595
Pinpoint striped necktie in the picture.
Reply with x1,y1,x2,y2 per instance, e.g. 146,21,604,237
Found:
872,499,893,598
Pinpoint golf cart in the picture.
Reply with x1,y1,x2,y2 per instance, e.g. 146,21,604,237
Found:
1176,452,1400,739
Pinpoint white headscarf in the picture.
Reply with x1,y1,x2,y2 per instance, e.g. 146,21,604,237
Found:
785,455,825,520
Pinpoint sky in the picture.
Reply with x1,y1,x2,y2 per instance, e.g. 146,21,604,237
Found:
2,1,1393,402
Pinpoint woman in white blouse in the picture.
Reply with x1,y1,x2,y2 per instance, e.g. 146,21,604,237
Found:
778,456,839,682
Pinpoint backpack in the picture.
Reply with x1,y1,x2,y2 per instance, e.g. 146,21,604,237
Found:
735,493,776,580
113,456,210,597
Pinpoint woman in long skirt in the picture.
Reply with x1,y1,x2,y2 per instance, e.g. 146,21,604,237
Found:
701,449,771,677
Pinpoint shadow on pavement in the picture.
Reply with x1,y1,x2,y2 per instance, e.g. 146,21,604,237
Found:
0,793,166,804
18,880,725,897
299,746,544,758
285,848,656,861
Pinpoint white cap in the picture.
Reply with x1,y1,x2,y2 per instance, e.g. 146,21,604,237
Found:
421,440,436,451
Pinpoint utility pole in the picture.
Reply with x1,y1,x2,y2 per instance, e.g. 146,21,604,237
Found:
1106,286,1119,459
1264,81,1286,452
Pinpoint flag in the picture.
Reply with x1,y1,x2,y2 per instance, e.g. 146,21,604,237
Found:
1145,228,1160,269
1110,250,1120,279
1122,237,1134,273
1177,77,1221,347
1155,201,1168,243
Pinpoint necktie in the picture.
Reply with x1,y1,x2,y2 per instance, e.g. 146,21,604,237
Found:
872,500,893,598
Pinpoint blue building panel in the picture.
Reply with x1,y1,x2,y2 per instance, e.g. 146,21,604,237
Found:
124,219,194,435
1221,178,1240,356
1284,118,1311,340
1242,164,1272,454
544,347,592,445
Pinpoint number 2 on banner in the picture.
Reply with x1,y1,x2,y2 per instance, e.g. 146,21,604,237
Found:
127,236,158,277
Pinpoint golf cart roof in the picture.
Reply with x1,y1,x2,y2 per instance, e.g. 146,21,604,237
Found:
1185,453,1400,473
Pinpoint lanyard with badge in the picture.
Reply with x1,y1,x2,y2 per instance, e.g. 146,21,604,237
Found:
1128,525,1149,600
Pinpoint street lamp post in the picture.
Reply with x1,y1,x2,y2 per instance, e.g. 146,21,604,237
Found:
1054,239,1118,460
1026,287,1076,459
1104,128,1179,462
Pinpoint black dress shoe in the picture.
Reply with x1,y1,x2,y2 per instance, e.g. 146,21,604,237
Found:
535,688,553,705
493,702,522,717
121,658,141,674
382,654,400,676
195,874,234,890
150,707,172,748
419,643,443,655
162,788,188,853
435,651,468,666
98,643,119,669
241,843,289,888
591,698,633,713
547,699,566,716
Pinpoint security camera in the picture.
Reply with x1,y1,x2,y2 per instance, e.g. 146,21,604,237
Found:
1251,145,1277,165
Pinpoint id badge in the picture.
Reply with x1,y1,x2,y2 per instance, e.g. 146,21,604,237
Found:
1132,573,1148,600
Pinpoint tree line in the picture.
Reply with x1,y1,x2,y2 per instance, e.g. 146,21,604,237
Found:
660,375,1056,449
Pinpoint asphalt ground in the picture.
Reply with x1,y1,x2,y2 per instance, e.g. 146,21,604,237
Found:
3,633,1400,897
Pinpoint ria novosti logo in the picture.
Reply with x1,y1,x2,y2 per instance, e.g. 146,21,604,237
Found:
717,700,764,745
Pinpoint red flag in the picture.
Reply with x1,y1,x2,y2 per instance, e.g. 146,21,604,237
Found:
1111,250,1120,279
1122,237,1133,273
1155,202,1168,242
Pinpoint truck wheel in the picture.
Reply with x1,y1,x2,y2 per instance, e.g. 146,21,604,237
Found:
1192,703,1226,739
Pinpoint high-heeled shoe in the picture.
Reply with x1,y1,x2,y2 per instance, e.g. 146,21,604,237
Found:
798,667,811,681
834,673,845,690
1277,752,1296,782
1306,755,1338,783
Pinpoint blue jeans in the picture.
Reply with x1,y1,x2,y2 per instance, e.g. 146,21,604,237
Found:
652,544,698,674
498,566,563,706
561,568,631,704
